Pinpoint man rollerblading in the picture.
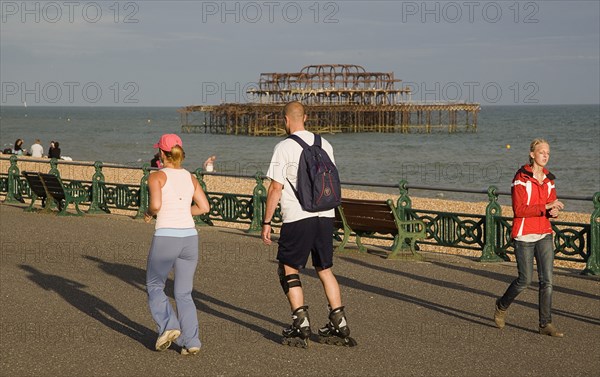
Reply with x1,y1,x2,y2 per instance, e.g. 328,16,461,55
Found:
262,102,357,349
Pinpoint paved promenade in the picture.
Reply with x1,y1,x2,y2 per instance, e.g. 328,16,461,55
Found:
1,204,599,377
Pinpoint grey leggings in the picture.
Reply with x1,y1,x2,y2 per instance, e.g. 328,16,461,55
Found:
146,235,201,349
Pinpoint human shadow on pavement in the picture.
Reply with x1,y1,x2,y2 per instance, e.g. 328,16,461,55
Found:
337,257,600,327
428,260,600,301
303,267,537,333
19,265,155,349
340,256,495,298
84,256,284,344
427,259,600,325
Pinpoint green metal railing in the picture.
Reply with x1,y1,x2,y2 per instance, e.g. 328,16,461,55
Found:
1,155,598,274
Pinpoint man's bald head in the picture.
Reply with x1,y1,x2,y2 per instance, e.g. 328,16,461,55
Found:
284,102,305,121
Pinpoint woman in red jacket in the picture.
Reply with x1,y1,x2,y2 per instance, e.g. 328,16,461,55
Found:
494,138,565,337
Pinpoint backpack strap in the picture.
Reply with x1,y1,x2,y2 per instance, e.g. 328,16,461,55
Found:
285,134,320,202
286,134,321,149
314,134,322,147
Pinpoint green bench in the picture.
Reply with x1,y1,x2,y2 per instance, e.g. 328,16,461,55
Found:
335,198,426,260
22,171,86,216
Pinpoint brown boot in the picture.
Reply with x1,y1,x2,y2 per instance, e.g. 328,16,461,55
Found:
539,323,564,337
494,299,507,329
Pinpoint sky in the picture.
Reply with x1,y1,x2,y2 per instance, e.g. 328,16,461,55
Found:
1,0,599,107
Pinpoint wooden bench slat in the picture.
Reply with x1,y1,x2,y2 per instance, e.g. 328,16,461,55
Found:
22,172,47,198
39,173,67,201
22,171,51,212
343,217,397,234
335,197,426,259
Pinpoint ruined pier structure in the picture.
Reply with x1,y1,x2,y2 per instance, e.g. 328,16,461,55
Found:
179,64,480,136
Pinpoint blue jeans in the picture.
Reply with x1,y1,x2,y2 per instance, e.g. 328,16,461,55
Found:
498,234,555,326
146,235,201,349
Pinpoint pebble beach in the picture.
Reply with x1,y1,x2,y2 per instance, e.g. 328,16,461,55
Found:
1,156,590,224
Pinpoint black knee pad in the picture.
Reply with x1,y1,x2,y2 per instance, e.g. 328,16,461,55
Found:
278,263,302,294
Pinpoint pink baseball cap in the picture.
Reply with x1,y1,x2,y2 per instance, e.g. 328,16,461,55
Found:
153,134,182,152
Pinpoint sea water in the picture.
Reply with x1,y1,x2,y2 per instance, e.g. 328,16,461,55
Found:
1,104,598,212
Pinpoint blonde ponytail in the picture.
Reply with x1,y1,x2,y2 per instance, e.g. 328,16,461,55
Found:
162,145,185,167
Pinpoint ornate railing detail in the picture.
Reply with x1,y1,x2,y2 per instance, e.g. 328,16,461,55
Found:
0,175,8,194
553,223,590,262
407,209,485,250
492,217,590,262
495,217,514,256
15,176,30,202
1,156,597,274
64,180,92,202
102,183,140,210
208,193,253,223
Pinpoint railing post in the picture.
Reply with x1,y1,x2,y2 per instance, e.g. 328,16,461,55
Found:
583,192,600,275
43,158,62,210
5,155,22,204
134,164,151,219
193,168,212,226
480,185,504,262
396,179,412,221
248,171,267,233
87,161,106,214
48,158,60,177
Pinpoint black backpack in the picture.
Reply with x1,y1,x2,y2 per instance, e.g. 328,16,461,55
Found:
286,134,341,212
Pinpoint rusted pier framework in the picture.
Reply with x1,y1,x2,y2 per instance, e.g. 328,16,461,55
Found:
179,65,480,135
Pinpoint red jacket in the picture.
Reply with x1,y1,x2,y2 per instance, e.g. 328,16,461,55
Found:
511,164,556,238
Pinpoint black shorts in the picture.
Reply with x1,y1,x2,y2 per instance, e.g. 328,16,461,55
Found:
277,217,334,270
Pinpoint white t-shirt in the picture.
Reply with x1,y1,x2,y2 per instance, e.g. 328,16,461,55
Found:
266,130,336,223
30,143,43,158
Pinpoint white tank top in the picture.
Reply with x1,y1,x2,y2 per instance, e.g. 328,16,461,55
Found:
155,168,196,229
